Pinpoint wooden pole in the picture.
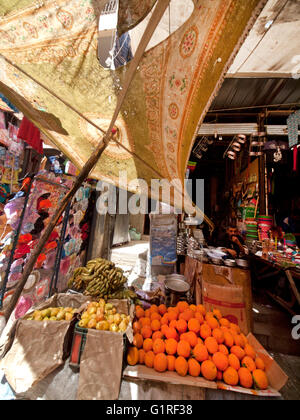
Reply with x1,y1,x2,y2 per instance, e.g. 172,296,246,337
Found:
4,0,171,321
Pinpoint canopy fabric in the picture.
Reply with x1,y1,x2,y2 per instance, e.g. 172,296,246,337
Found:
118,0,157,36
0,0,266,222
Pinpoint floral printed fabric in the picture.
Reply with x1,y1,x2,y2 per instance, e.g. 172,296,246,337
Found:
0,0,266,226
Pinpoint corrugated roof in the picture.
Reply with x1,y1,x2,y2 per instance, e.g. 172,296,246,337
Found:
209,78,300,111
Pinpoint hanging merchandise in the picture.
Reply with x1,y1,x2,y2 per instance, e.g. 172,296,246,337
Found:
287,110,300,149
0,171,72,316
17,116,43,155
264,140,289,165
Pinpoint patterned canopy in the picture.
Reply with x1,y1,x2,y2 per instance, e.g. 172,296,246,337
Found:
0,0,266,225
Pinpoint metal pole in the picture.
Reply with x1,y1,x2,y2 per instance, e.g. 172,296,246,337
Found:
48,200,71,297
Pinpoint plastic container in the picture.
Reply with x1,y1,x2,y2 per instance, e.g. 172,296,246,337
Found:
69,322,87,368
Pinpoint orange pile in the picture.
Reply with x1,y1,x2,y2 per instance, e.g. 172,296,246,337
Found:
127,302,269,391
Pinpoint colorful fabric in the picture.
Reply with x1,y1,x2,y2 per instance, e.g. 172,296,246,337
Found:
0,0,266,228
0,184,10,203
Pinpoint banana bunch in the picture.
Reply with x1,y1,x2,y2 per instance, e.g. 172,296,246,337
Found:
68,258,128,299
108,288,138,301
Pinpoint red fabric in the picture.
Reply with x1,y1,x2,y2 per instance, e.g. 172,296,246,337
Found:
293,146,298,172
17,117,43,154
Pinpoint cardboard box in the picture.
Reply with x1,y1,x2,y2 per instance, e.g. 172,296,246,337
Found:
76,299,134,400
123,333,288,398
0,293,89,394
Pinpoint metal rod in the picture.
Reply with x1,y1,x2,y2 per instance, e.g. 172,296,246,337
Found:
48,200,71,297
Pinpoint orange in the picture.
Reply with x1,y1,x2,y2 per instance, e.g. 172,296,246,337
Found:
133,321,141,334
228,353,240,371
219,318,230,328
143,338,153,352
212,352,229,372
152,331,163,341
188,318,201,334
158,304,167,316
127,346,139,366
154,353,168,373
151,312,161,322
212,309,222,320
231,346,245,361
133,333,143,349
201,360,217,381
161,314,169,326
168,306,179,315
205,337,219,355
197,337,204,346
194,312,204,324
168,310,178,322
138,349,146,365
151,319,161,332
176,319,188,334
242,356,256,372
255,357,265,371
177,301,189,313
167,355,176,371
193,343,209,362
229,329,238,338
140,317,151,327
141,325,152,339
153,338,165,355
165,338,178,355
196,304,206,315
150,304,159,314
169,320,177,329
205,311,214,321
188,358,201,377
145,351,155,368
206,316,219,330
240,333,248,348
175,356,188,377
223,331,234,348
161,324,169,337
177,340,191,358
223,367,239,386
238,367,253,389
218,344,229,356
165,327,177,340
244,344,256,360
212,328,225,344
230,323,240,334
179,309,194,322
234,334,246,348
182,331,198,348
200,324,212,340
144,309,151,318
135,307,145,319
253,369,269,390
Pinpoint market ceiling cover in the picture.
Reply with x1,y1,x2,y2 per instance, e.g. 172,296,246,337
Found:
0,0,266,222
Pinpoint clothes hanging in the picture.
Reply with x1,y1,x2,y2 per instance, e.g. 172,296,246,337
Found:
17,116,43,154
287,110,300,148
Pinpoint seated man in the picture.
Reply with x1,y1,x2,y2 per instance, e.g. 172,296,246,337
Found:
217,225,246,258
